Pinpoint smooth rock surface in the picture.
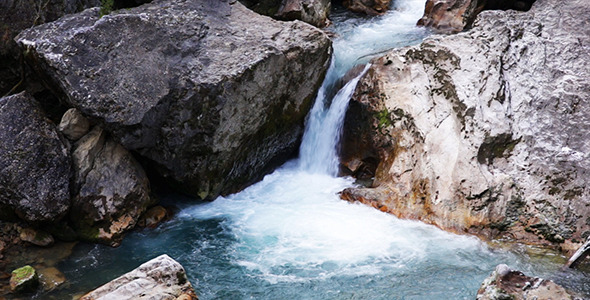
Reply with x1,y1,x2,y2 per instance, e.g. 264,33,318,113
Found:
341,0,590,251
0,92,71,223
477,264,574,300
80,254,197,300
19,228,54,247
17,0,332,200
71,126,154,245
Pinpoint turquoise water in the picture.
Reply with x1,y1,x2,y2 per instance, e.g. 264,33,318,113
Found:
38,1,588,299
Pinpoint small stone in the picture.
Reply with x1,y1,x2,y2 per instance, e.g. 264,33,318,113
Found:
19,228,54,247
9,265,39,293
58,108,90,140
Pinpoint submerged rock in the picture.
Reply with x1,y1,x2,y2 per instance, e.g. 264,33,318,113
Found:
17,0,332,200
9,265,39,293
477,264,574,300
80,254,197,300
71,126,155,246
0,92,71,223
341,0,590,251
19,228,54,247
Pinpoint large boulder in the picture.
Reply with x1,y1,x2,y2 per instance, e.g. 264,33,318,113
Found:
80,254,197,300
16,0,332,200
417,0,536,33
341,0,590,252
342,0,392,16
71,126,155,246
0,0,102,95
477,264,573,300
240,0,331,27
0,92,71,223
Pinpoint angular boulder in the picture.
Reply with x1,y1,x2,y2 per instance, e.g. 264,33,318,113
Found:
477,264,573,300
0,0,101,95
58,108,90,141
0,92,71,223
10,265,39,293
341,0,590,251
80,254,197,300
17,0,332,200
241,0,331,27
71,126,155,246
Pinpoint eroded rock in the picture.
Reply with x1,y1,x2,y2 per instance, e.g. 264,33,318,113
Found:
71,126,154,246
17,0,332,200
241,0,331,27
80,254,197,300
0,92,71,223
9,265,39,294
477,264,574,300
58,108,90,141
19,228,54,247
341,0,590,251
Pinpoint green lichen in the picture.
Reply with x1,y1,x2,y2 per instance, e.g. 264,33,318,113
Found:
10,265,39,293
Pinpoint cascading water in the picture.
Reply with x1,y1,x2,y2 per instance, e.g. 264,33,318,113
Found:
44,1,582,299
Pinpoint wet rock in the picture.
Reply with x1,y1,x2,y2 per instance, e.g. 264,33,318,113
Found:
80,254,197,300
58,108,90,141
19,228,54,247
138,206,168,228
342,0,391,15
241,0,331,27
17,0,331,201
0,92,71,223
341,0,590,251
477,264,574,300
566,237,590,269
71,126,155,246
38,266,66,291
9,265,39,293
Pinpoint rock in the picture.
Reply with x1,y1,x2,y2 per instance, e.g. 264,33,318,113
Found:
58,108,90,141
241,0,331,27
138,206,168,228
565,237,590,269
80,254,197,300
19,228,54,247
0,0,102,95
37,266,66,291
71,126,155,246
477,264,573,300
9,265,39,293
17,0,332,201
417,0,537,33
341,0,590,251
0,92,71,223
342,0,391,15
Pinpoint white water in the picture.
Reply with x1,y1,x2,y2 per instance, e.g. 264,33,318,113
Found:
50,1,574,299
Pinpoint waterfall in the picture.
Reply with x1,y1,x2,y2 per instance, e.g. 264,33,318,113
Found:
298,63,370,175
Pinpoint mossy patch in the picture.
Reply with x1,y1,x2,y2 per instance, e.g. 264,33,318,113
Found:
10,265,39,293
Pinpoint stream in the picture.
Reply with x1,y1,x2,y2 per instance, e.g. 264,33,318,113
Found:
40,0,588,299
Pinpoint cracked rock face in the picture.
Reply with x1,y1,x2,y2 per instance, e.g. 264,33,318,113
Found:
341,0,590,252
0,92,71,223
16,0,332,200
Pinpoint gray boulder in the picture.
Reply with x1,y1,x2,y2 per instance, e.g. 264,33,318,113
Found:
0,92,71,223
80,254,197,300
241,0,331,27
71,126,155,246
16,0,332,200
341,0,590,252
